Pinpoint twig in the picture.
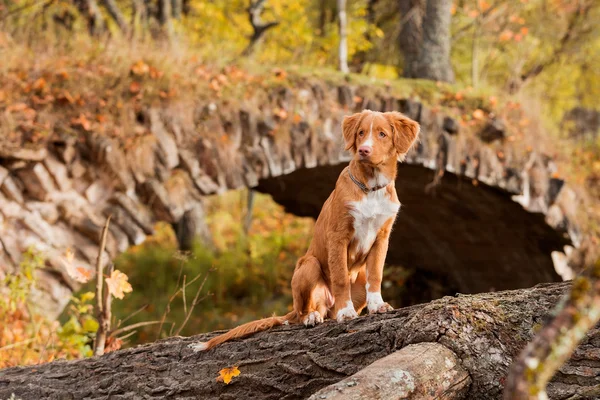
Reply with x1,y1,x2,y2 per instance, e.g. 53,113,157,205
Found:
156,271,204,339
0,338,35,351
110,320,162,337
182,275,187,315
175,273,210,336
116,330,137,342
114,303,148,329
93,216,112,356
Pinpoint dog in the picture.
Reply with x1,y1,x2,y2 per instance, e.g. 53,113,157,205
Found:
190,110,420,351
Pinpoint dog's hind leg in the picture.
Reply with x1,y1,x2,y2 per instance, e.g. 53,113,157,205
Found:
292,256,331,327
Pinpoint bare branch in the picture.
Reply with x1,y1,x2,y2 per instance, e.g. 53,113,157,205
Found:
93,216,112,357
241,0,279,56
175,272,210,336
110,321,162,337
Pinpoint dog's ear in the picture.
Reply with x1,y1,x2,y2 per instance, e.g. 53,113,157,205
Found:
385,112,420,160
342,112,364,153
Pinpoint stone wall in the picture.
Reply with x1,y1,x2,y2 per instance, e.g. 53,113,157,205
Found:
0,81,582,318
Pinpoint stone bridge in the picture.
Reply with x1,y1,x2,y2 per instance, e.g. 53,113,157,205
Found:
0,82,580,318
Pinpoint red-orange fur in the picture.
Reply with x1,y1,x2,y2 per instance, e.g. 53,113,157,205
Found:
192,110,419,351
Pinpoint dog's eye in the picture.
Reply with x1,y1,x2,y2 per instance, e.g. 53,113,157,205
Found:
379,131,386,138
358,131,364,137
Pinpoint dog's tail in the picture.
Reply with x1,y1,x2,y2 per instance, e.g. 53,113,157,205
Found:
190,311,298,351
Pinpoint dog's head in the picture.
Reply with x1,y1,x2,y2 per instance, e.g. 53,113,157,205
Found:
342,110,420,165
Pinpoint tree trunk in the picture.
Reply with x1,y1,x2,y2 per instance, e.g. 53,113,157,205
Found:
101,0,129,34
398,0,423,78
399,0,455,82
74,0,106,36
157,0,173,37
309,343,471,399
337,0,349,74
1,282,599,399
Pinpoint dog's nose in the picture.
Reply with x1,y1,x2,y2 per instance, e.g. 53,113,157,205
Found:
358,146,372,157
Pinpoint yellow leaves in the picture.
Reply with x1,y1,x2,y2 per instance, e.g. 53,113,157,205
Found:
105,270,133,300
217,366,240,384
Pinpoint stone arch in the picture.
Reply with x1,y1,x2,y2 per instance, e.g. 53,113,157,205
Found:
0,82,580,317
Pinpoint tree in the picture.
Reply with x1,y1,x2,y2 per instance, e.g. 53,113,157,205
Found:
337,0,349,73
398,0,455,82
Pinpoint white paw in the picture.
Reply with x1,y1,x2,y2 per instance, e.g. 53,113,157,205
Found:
188,342,208,352
303,311,324,327
367,292,393,314
336,300,359,322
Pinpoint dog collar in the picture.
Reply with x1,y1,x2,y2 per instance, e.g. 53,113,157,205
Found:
348,169,387,194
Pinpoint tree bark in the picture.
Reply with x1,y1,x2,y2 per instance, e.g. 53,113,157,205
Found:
1,282,599,399
399,0,455,82
398,0,423,78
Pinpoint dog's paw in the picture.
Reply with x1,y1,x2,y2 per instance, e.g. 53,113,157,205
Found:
367,291,393,314
303,311,324,327
368,302,393,314
336,301,359,322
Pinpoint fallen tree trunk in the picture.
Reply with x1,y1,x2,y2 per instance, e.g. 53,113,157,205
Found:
1,282,598,400
308,342,471,399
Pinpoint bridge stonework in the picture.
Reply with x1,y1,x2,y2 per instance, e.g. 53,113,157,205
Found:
0,82,581,318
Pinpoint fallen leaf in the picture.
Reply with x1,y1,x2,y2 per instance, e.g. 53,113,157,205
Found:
105,270,133,299
71,113,91,131
129,81,141,94
32,78,46,92
7,103,28,113
472,109,485,120
499,30,513,42
218,366,240,385
272,68,286,79
131,60,150,76
105,336,123,353
76,267,93,282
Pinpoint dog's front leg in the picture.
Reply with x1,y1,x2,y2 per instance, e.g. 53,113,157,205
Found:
365,220,394,314
328,236,358,322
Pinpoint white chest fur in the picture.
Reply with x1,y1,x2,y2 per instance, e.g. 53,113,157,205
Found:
348,190,400,255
